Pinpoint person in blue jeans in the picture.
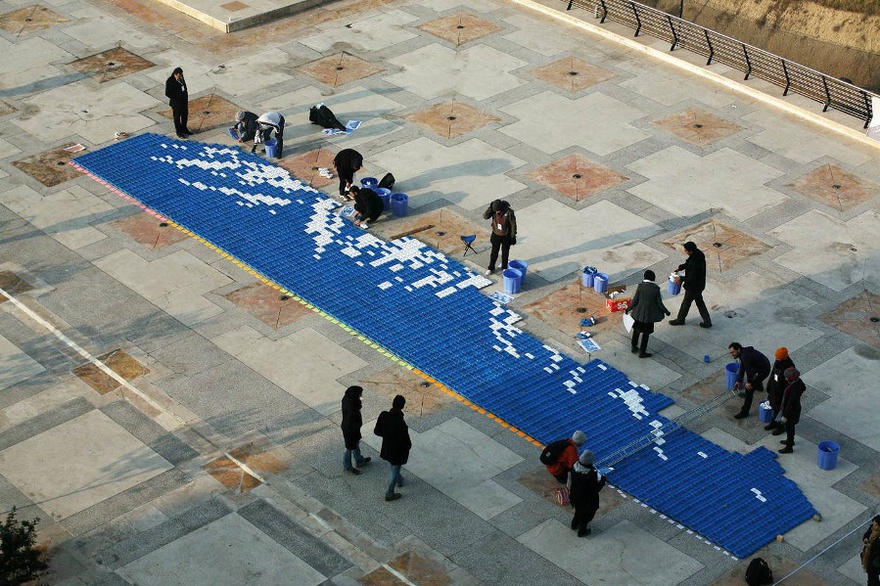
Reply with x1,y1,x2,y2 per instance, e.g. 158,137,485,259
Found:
374,395,412,501
341,386,371,475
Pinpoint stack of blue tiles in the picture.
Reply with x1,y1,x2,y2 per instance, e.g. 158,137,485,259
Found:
74,134,816,558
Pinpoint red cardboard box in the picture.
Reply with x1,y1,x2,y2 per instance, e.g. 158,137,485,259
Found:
606,297,630,312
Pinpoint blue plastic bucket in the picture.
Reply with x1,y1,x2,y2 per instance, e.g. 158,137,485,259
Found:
725,362,739,390
503,268,522,294
817,441,840,470
668,277,681,295
593,273,608,293
759,403,774,423
582,268,595,288
228,127,239,140
264,139,278,158
391,193,409,217
509,260,528,284
374,187,391,212
361,177,378,189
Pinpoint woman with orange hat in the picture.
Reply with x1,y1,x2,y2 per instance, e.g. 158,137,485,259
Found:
765,347,795,434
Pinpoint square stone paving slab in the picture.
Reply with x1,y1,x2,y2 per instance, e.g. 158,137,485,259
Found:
224,282,314,328
662,220,771,273
0,270,33,302
298,9,418,53
275,147,337,190
418,12,502,46
371,208,485,259
159,94,242,134
820,290,880,349
527,153,628,202
530,56,613,92
110,213,188,250
788,163,879,212
116,513,326,586
72,349,150,394
523,277,628,339
653,106,742,146
12,146,85,187
0,333,45,392
68,47,155,83
297,52,384,88
403,100,500,140
0,5,68,34
204,442,286,493
0,409,172,521
359,364,456,418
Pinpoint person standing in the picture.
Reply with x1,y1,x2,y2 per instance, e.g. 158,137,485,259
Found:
777,368,805,454
729,342,771,419
626,270,671,358
545,430,587,484
862,515,880,586
569,450,606,538
164,67,191,139
333,148,363,198
374,395,412,502
483,199,517,276
668,241,712,328
341,385,371,475
765,347,795,434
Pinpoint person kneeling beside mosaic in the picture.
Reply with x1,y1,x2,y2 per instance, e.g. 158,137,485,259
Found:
349,186,384,229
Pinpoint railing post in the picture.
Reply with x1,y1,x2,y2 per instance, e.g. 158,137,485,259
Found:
567,0,574,10
631,1,642,37
742,44,751,80
821,76,831,112
863,91,872,129
599,0,608,23
668,15,678,51
704,29,713,65
781,59,791,96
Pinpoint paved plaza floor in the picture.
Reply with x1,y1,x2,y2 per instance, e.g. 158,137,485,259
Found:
0,0,879,584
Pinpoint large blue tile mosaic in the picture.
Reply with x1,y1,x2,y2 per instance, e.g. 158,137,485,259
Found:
74,134,816,558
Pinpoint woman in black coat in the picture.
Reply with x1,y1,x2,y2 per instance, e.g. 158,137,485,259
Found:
765,347,795,433
341,385,370,474
333,148,363,197
569,450,606,537
626,270,671,358
777,368,805,454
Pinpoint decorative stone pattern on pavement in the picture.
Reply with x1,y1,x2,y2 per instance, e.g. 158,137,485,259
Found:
224,282,314,328
0,5,68,34
530,56,614,92
418,12,502,46
158,94,242,134
298,52,385,87
69,47,156,84
527,153,629,201
110,213,189,249
653,106,743,146
820,291,880,349
12,146,84,187
663,220,771,273
404,100,501,139
788,163,880,211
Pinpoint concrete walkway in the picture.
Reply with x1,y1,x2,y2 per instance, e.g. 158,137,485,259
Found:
0,0,878,584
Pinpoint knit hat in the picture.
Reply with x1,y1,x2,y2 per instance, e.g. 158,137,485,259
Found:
572,430,587,446
784,367,800,382
236,111,246,121
579,450,595,466
392,394,406,409
775,347,789,360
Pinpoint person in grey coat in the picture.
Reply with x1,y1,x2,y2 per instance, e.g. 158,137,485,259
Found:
625,270,671,358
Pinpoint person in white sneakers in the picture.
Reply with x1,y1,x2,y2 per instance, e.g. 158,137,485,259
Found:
482,199,517,276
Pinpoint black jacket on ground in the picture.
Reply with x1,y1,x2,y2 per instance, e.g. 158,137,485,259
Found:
374,409,411,465
340,387,364,449
677,248,707,292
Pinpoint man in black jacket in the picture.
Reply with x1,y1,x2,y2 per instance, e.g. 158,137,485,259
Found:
569,450,606,538
341,385,371,475
729,342,771,419
333,148,363,198
669,241,712,328
374,395,412,501
164,67,191,138
483,199,517,276
349,186,384,228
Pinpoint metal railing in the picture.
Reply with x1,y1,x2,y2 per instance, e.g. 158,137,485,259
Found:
561,0,875,128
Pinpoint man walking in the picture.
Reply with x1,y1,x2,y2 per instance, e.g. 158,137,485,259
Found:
669,241,712,328
374,395,412,501
626,270,671,358
341,385,371,475
483,199,517,276
569,450,606,538
729,342,771,419
164,67,191,139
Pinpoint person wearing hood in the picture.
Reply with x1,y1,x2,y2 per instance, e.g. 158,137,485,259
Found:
374,395,412,501
482,199,517,276
777,367,805,454
668,241,712,328
341,385,371,475
625,270,671,358
765,347,795,434
255,111,285,156
231,111,259,143
164,67,192,139
569,450,606,537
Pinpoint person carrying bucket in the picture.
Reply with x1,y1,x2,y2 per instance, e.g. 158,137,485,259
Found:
668,241,712,329
483,199,517,276
255,112,285,156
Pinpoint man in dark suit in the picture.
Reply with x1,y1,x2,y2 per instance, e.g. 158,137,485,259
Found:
164,67,191,138
669,241,712,328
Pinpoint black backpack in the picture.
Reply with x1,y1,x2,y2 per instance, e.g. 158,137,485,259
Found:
745,557,772,586
377,172,395,190
309,104,346,131
539,439,570,465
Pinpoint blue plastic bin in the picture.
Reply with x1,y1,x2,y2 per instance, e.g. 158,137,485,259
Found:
264,140,278,158
817,441,840,470
725,362,739,390
374,187,391,212
361,177,378,189
668,277,681,295
593,273,608,293
758,402,774,423
582,266,597,288
503,268,522,294
509,260,528,284
391,193,409,217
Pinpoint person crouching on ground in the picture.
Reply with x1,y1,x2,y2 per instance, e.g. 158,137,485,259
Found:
546,430,586,484
349,186,384,229
626,270,671,359
569,450,606,538
231,111,259,144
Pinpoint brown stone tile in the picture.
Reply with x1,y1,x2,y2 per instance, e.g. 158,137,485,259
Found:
275,148,336,189
527,154,628,202
72,349,149,394
788,164,879,211
708,555,829,586
298,52,384,87
204,442,286,493
110,213,188,249
820,291,880,350
860,471,880,498
12,145,85,187
0,101,16,117
417,12,501,46
387,552,451,586
653,106,742,146
403,100,500,140
0,5,68,35
158,94,242,134
0,271,33,303
662,220,770,274
360,566,408,586
522,278,626,339
518,466,626,514
371,208,485,260
220,1,248,11
69,47,155,83
360,365,456,418
530,57,613,92
224,282,314,328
